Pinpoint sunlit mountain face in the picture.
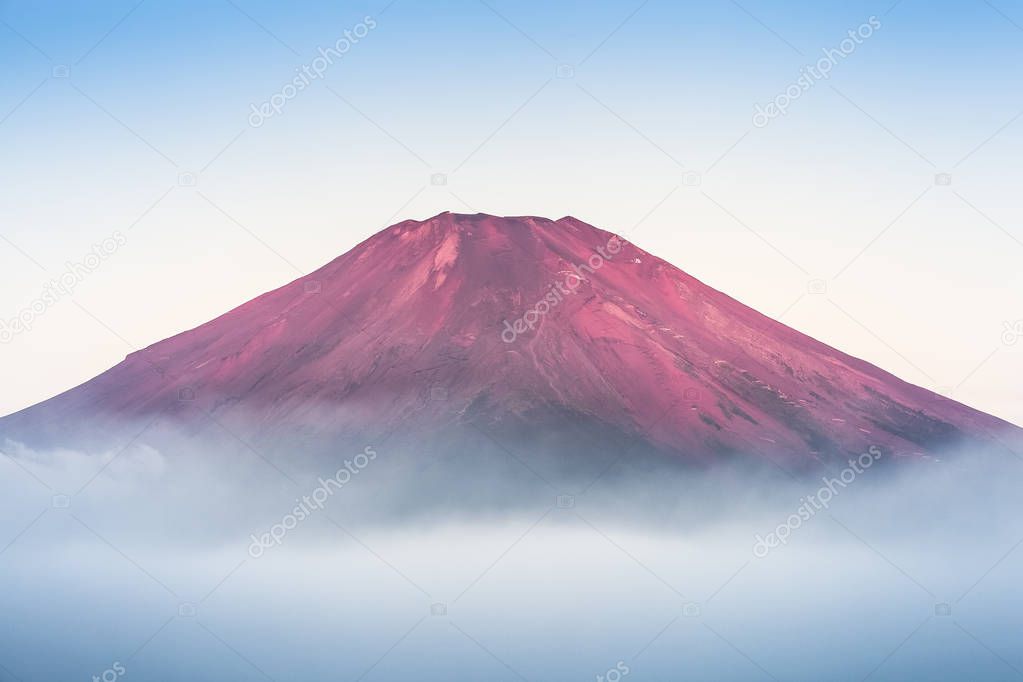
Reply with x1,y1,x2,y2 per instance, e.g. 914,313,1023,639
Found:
1,212,1015,470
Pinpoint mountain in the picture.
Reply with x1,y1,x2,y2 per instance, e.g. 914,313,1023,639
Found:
1,212,1016,469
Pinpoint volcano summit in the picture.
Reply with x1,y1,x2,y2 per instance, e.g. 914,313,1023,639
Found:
1,212,1016,469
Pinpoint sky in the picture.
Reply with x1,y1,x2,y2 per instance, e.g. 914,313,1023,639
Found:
0,0,1021,424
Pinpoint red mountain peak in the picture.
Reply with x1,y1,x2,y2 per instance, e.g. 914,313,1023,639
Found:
2,213,1016,466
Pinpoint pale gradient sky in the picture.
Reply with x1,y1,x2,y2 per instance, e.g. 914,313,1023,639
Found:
1,0,1021,423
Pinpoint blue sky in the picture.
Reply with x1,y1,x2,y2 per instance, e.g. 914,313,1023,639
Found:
1,0,1021,423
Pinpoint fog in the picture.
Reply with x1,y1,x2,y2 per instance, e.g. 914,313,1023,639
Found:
1,428,1022,681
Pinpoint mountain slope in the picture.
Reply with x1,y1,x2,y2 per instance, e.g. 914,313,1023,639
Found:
1,212,1015,466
